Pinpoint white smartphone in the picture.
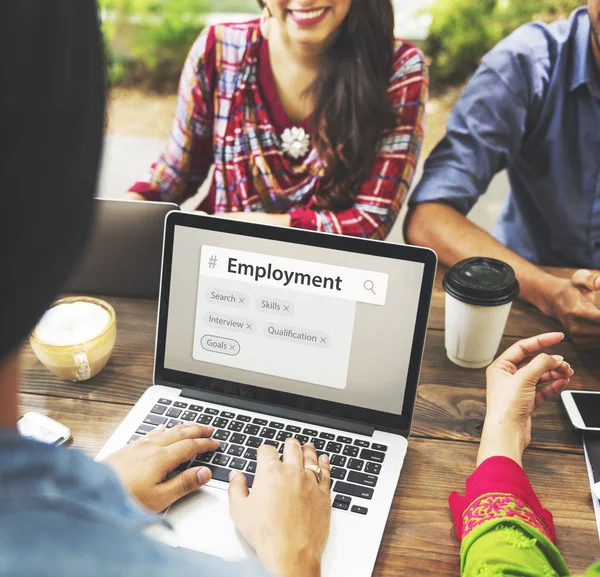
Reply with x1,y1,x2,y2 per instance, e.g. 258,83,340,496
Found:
17,411,72,445
561,390,600,432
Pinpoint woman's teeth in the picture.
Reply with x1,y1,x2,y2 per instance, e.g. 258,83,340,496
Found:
290,8,327,20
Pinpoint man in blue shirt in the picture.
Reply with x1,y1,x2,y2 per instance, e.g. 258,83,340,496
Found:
406,2,600,348
0,3,330,577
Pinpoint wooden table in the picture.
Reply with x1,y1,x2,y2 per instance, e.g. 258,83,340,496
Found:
19,267,600,574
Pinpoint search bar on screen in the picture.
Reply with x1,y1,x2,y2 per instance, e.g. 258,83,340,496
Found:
200,245,389,306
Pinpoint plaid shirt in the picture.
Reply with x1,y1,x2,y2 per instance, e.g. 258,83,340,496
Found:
130,20,428,239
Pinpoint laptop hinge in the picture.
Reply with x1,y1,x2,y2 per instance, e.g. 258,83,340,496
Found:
181,388,375,437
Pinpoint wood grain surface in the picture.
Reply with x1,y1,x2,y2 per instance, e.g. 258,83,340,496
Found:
19,268,600,573
374,438,597,575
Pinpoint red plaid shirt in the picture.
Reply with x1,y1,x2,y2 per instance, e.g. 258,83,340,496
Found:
130,20,428,239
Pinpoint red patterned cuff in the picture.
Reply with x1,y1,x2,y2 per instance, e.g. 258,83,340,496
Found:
448,456,556,543
128,181,162,202
289,208,317,231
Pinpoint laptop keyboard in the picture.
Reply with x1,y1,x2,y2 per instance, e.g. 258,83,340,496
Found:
129,397,389,516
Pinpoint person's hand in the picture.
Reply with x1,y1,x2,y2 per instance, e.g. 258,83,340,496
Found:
228,439,331,577
104,423,219,512
543,270,600,349
218,212,292,226
478,332,573,467
124,192,147,201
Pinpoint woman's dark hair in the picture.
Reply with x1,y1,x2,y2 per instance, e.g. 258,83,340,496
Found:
258,0,397,210
0,1,106,361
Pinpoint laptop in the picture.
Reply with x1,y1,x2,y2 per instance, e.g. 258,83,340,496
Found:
96,212,437,576
65,198,179,299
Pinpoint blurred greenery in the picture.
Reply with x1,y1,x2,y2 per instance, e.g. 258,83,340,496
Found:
99,0,259,88
101,0,585,91
426,0,585,86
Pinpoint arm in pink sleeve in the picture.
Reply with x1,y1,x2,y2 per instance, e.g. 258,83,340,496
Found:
449,456,556,544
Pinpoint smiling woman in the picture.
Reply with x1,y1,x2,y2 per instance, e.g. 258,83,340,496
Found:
127,0,428,239
260,1,352,49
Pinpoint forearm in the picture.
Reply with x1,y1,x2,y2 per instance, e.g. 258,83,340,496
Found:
405,202,563,314
273,554,321,577
477,422,524,467
449,456,557,545
255,539,322,577
282,563,320,577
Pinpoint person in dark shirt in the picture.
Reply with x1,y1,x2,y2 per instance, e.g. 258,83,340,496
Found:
0,4,330,577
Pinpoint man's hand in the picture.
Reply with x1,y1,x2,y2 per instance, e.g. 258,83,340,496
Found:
104,423,219,512
405,204,600,349
478,332,573,466
229,439,331,577
542,270,600,349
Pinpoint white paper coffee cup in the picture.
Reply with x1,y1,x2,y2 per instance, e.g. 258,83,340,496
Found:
443,258,519,369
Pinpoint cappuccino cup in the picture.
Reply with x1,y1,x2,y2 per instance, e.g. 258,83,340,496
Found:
443,258,519,369
30,297,116,381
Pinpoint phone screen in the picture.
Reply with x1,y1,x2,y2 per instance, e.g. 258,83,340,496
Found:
17,413,68,444
572,393,600,428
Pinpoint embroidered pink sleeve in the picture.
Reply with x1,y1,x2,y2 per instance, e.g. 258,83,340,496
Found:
449,456,556,543
461,492,553,541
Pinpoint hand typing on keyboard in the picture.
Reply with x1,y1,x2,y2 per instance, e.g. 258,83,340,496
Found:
228,439,331,577
103,423,219,512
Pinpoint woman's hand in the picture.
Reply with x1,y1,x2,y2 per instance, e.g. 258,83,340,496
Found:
218,212,292,226
104,423,219,512
478,332,573,467
228,439,331,577
124,192,147,201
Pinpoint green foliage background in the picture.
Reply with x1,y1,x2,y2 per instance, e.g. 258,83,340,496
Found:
99,0,259,88
100,0,586,89
426,0,585,86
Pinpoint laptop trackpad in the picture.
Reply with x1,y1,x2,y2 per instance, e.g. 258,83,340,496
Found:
152,484,252,560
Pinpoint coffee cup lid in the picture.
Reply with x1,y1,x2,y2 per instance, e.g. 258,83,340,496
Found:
442,257,520,307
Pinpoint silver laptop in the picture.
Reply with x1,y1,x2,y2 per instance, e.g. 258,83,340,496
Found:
65,198,179,299
97,212,437,576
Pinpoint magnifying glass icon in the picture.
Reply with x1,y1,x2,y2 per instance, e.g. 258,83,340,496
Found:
364,280,376,295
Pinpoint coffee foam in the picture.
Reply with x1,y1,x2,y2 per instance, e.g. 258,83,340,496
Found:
35,302,111,346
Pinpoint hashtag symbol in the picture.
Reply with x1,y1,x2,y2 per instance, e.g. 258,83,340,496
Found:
208,255,218,269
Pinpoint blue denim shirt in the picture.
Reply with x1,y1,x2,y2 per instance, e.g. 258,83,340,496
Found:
410,8,600,267
0,428,269,577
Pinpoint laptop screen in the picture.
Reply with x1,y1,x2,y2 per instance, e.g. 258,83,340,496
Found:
156,214,436,434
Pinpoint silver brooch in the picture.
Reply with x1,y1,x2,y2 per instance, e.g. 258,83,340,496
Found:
280,127,311,159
